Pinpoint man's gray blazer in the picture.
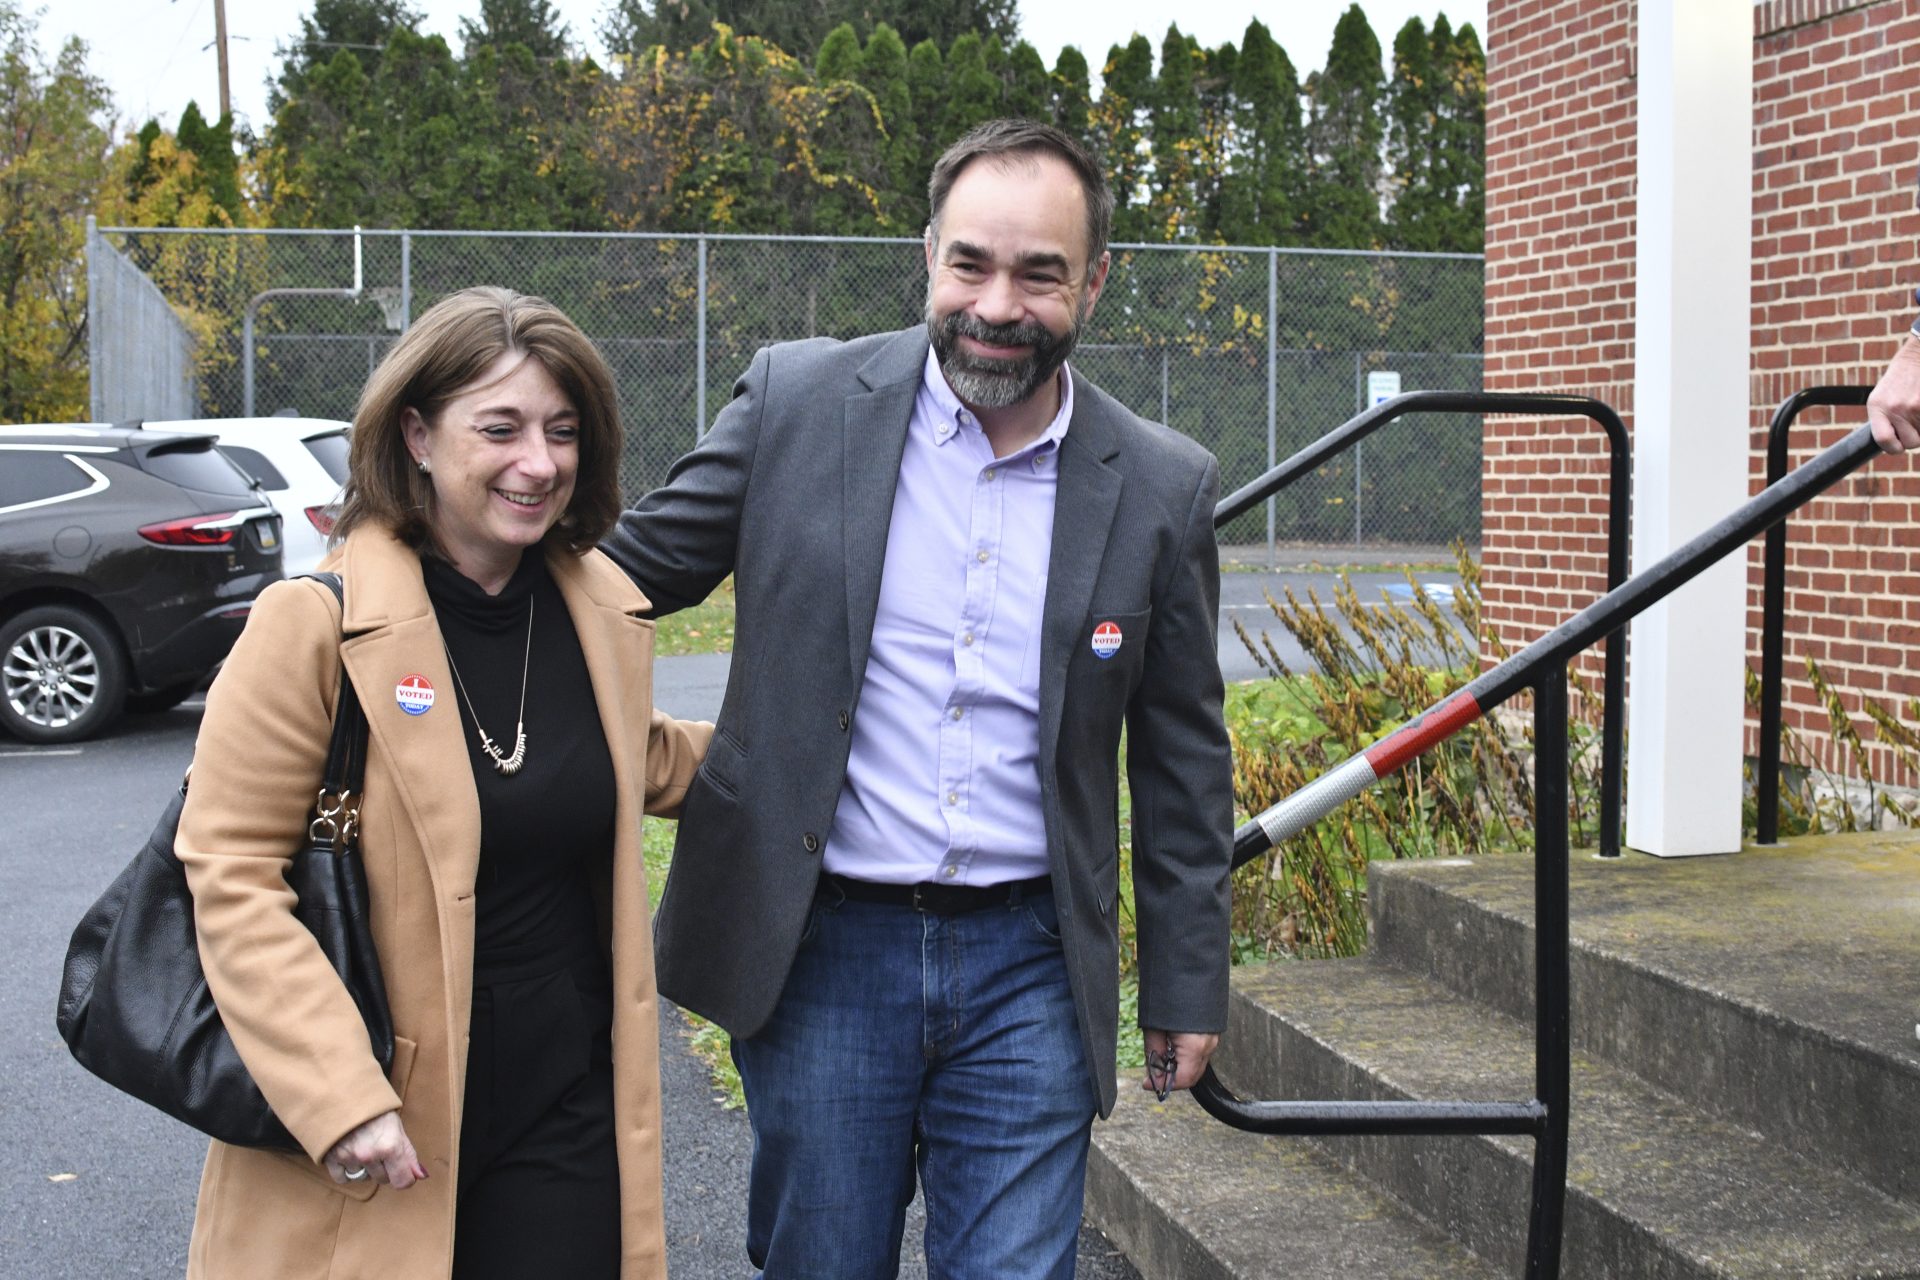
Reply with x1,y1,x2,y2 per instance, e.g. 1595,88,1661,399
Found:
602,326,1233,1115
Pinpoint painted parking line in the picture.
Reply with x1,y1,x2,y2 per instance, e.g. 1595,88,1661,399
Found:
0,748,83,758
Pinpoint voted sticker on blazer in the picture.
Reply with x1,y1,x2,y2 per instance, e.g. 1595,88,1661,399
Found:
1090,621,1123,660
395,674,435,716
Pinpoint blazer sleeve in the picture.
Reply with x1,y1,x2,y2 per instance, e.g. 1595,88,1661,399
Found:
175,578,402,1161
642,709,714,818
1125,455,1236,1035
600,345,772,615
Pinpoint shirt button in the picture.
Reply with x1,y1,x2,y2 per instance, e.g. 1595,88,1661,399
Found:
976,550,989,564
802,833,820,853
949,707,963,720
942,865,959,878
946,792,958,806
961,633,974,646
985,469,998,481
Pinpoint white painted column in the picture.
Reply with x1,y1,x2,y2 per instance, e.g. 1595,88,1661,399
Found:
1626,0,1753,857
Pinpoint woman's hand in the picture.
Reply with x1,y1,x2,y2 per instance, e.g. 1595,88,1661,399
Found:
323,1110,428,1189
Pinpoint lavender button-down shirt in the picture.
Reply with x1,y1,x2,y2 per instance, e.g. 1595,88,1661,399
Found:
824,350,1073,886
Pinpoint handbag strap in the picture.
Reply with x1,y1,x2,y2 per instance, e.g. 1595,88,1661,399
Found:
300,573,369,844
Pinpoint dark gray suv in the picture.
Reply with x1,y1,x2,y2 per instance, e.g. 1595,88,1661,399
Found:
0,425,284,743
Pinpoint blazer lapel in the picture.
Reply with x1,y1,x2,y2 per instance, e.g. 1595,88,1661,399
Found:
333,533,483,906
843,329,928,682
1038,377,1124,766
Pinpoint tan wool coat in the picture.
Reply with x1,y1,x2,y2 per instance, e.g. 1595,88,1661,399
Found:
176,526,710,1279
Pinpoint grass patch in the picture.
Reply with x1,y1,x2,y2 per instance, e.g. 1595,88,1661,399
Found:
650,577,737,656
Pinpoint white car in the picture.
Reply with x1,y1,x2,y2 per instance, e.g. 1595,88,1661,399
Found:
140,417,349,574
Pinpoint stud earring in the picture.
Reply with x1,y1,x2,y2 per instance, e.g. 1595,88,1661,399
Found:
417,458,431,474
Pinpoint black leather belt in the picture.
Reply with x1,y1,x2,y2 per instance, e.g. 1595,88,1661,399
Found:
823,873,1052,915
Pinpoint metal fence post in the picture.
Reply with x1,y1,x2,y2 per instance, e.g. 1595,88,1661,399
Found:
86,216,101,422
1266,248,1277,569
400,232,412,332
696,234,708,442
1353,353,1365,545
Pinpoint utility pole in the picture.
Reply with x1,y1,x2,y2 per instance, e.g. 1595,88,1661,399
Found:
212,0,231,119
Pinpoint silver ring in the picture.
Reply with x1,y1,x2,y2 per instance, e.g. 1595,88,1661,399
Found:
343,1166,369,1181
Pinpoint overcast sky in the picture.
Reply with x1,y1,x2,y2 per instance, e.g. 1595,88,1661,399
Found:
60,1,1486,137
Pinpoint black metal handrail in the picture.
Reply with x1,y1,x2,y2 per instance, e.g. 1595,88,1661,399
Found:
1755,385,1874,845
1195,424,1887,1280
1215,390,1631,858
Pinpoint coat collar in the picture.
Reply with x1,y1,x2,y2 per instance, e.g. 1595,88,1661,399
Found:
322,528,652,908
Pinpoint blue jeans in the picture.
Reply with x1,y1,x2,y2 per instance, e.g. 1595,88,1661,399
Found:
732,880,1097,1280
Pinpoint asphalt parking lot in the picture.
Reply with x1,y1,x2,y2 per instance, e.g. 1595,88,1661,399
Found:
0,691,1149,1278
0,560,1459,1276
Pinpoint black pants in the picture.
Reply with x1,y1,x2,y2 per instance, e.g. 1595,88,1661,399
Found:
452,961,620,1279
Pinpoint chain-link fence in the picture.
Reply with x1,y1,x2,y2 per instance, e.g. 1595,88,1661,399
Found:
88,227,1484,553
86,222,198,422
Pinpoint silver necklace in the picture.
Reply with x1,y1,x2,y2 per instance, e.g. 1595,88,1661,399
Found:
442,597,533,776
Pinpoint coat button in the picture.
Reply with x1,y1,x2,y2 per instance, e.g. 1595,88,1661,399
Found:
802,833,820,853
837,710,850,731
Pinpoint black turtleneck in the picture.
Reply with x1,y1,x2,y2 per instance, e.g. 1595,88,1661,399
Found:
422,552,614,985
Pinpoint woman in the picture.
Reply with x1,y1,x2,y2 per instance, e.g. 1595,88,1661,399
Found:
176,287,710,1278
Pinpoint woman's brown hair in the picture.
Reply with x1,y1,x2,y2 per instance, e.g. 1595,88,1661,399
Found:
333,286,623,553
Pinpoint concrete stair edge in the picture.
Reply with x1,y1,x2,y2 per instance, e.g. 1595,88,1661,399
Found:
1087,1089,1499,1280
1367,856,1920,1207
1218,957,1920,1280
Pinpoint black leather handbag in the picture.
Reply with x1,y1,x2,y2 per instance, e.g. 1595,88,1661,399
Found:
55,573,394,1152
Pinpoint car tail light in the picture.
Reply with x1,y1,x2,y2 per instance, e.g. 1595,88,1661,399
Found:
305,506,337,535
215,604,253,619
139,513,239,546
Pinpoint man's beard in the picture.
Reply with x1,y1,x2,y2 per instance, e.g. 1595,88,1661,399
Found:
926,304,1082,410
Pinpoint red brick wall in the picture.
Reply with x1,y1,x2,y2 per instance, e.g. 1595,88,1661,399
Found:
1483,0,1920,790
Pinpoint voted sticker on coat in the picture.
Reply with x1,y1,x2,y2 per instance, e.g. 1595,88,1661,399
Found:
1090,621,1123,659
395,674,435,716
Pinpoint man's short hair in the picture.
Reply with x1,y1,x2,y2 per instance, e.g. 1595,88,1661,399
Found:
926,119,1114,276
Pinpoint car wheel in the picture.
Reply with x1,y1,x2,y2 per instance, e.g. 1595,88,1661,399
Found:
0,606,128,743
125,680,200,715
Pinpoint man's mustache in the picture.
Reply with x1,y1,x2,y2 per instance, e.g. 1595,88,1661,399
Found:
940,312,1053,354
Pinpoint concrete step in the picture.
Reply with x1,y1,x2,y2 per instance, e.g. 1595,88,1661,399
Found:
1219,957,1920,1279
1087,1089,1498,1279
1366,836,1920,1206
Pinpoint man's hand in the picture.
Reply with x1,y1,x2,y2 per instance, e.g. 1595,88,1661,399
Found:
1141,1029,1220,1096
1867,334,1920,454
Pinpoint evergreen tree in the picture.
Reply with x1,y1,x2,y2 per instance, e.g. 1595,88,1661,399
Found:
603,0,1016,62
1436,19,1486,251
1385,15,1484,252
1303,4,1384,248
172,101,244,224
1148,24,1202,241
459,0,571,58
1050,46,1092,139
1093,34,1153,243
1003,39,1049,122
941,32,1000,143
1221,18,1305,245
273,0,420,107
905,38,946,166
860,24,920,225
814,21,861,81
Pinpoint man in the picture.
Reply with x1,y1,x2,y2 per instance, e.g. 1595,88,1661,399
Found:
1867,285,1920,453
603,119,1233,1278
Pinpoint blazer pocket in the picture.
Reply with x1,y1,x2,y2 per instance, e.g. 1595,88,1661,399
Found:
274,1034,419,1202
696,726,748,801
